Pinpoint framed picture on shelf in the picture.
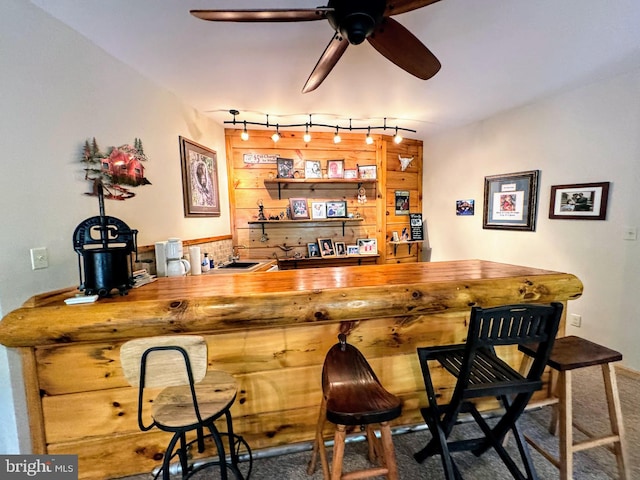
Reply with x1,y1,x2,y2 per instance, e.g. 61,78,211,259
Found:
276,158,294,179
179,136,221,217
357,238,378,255
318,238,336,257
358,165,377,179
289,198,309,219
311,201,327,219
483,170,539,231
344,169,358,179
327,159,344,179
335,241,346,256
395,190,410,215
305,160,322,179
346,245,359,255
307,242,321,258
549,182,610,220
326,200,347,218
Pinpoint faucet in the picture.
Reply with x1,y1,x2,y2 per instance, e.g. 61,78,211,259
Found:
231,245,247,262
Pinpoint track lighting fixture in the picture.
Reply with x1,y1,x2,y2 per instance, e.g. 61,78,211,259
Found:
226,110,414,145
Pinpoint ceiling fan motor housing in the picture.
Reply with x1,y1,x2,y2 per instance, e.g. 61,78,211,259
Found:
327,0,386,45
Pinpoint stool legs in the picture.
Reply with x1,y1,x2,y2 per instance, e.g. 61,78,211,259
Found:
602,363,628,480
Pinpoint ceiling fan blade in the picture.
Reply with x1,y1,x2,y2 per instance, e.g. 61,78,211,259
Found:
385,0,442,16
190,8,330,22
368,17,441,80
302,33,349,94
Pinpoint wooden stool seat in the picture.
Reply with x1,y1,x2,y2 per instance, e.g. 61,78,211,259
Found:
519,335,628,480
308,334,402,480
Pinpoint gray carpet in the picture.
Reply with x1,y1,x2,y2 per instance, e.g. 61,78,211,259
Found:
119,366,638,479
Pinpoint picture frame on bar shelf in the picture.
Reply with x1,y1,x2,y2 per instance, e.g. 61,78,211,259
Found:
549,182,610,220
305,160,322,179
335,241,346,256
276,158,295,178
357,238,378,255
326,200,347,218
347,245,359,255
318,238,336,257
327,159,345,179
289,198,309,219
311,201,327,219
179,136,220,217
344,169,358,179
358,164,377,179
307,242,321,258
483,170,539,231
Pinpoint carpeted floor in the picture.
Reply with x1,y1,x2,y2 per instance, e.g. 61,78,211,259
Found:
119,366,638,479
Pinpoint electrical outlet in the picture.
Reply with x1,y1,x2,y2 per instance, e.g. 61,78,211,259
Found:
30,247,49,270
623,226,637,241
570,313,581,328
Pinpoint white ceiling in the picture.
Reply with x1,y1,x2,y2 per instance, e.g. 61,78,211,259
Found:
30,0,640,139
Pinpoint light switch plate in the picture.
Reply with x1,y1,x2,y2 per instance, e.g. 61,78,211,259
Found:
30,247,49,270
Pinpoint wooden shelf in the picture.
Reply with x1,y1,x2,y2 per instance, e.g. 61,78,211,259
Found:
249,217,364,235
277,254,379,270
389,240,423,255
264,178,376,199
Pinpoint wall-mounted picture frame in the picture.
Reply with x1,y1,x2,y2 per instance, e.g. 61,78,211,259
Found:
549,182,610,220
327,159,344,179
347,245,359,255
357,238,378,255
344,169,358,179
395,190,410,215
483,170,539,231
318,238,336,257
311,201,327,219
305,160,322,179
358,164,377,179
307,242,321,258
335,241,346,256
179,136,220,217
277,158,294,178
456,199,475,216
289,198,309,219
326,200,347,218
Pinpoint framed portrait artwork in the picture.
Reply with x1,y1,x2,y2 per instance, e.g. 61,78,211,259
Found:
277,158,294,178
346,244,359,255
305,160,322,179
358,165,377,179
395,190,410,215
326,200,347,218
344,169,358,179
311,201,327,219
549,182,610,220
483,170,539,231
307,242,321,258
179,136,220,217
327,159,344,179
318,238,336,257
335,241,347,256
357,238,378,255
289,198,309,219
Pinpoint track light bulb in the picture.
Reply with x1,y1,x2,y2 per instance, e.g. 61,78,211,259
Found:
333,132,341,144
394,128,403,144
365,128,374,145
241,130,249,141
272,131,280,142
303,126,311,143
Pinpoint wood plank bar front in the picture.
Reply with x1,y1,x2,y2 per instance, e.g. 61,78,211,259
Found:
0,260,583,479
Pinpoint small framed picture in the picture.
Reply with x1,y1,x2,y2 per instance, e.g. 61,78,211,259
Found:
346,245,359,256
456,199,475,216
395,190,410,215
358,165,377,179
311,201,327,219
335,242,346,256
549,182,610,220
357,238,378,255
307,242,321,258
326,200,347,218
277,158,294,178
344,169,358,179
318,238,336,257
289,198,309,219
305,160,322,179
327,160,344,179
391,231,400,242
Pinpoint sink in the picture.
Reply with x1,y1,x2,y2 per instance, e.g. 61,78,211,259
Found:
217,262,260,269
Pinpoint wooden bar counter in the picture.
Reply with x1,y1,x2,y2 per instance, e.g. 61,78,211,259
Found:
0,260,583,479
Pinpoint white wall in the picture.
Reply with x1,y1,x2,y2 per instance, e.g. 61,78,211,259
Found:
424,68,640,371
0,0,230,453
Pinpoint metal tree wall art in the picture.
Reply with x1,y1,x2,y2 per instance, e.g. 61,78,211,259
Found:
82,137,151,200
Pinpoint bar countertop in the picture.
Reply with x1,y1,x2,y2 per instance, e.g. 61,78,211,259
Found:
0,260,583,348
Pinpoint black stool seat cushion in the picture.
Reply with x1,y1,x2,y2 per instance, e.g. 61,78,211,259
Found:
519,335,622,371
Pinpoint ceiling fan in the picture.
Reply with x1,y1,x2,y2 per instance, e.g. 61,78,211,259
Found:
191,0,442,93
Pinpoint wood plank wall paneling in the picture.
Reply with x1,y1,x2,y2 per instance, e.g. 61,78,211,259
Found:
225,129,423,265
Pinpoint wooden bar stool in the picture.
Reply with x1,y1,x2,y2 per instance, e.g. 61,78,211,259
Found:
307,334,402,480
519,335,628,480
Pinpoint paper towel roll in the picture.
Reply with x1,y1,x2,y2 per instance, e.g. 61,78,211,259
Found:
189,246,202,275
